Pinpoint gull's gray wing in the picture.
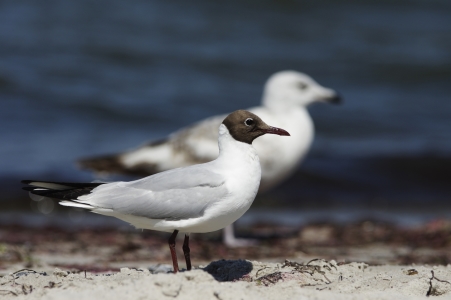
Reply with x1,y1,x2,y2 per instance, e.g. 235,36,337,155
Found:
164,114,226,164
78,164,228,220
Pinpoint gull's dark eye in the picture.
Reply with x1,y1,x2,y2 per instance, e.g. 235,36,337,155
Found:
297,82,308,90
244,118,254,126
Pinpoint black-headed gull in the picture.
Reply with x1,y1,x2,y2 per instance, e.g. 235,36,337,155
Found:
78,70,341,246
22,110,290,273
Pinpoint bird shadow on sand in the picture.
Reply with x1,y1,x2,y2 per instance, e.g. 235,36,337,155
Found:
202,259,253,282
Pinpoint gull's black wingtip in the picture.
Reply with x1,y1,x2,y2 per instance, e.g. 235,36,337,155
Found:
21,180,33,185
22,186,36,191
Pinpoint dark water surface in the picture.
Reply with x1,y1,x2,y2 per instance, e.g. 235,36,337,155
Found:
1,0,451,216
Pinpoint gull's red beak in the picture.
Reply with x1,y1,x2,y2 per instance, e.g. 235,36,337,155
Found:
262,126,290,136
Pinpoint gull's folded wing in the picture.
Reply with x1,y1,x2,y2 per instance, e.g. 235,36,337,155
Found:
78,164,229,220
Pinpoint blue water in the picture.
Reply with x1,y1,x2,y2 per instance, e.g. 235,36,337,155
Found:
1,0,451,211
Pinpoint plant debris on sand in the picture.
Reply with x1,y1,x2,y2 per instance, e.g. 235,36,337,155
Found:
1,218,450,271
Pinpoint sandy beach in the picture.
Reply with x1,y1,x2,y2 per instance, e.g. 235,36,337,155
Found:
1,219,451,299
2,259,451,300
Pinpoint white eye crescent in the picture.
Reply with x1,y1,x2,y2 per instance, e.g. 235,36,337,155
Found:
244,118,254,126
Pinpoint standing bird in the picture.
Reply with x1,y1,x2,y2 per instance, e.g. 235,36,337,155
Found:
78,71,341,246
22,110,290,273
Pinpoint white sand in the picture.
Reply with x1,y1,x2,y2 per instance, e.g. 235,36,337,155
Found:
1,259,451,299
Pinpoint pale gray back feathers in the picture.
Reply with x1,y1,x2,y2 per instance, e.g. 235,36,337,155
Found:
128,165,225,191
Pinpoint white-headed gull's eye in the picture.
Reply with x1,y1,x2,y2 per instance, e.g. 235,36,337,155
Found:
244,118,254,126
297,82,308,90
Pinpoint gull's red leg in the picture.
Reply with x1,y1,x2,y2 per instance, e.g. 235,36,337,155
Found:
182,234,192,271
168,230,179,273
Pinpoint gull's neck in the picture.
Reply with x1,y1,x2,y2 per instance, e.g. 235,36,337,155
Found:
216,124,258,163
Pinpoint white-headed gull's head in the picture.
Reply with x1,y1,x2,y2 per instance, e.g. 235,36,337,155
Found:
262,70,341,109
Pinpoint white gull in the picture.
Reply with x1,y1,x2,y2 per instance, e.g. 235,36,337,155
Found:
22,110,290,273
